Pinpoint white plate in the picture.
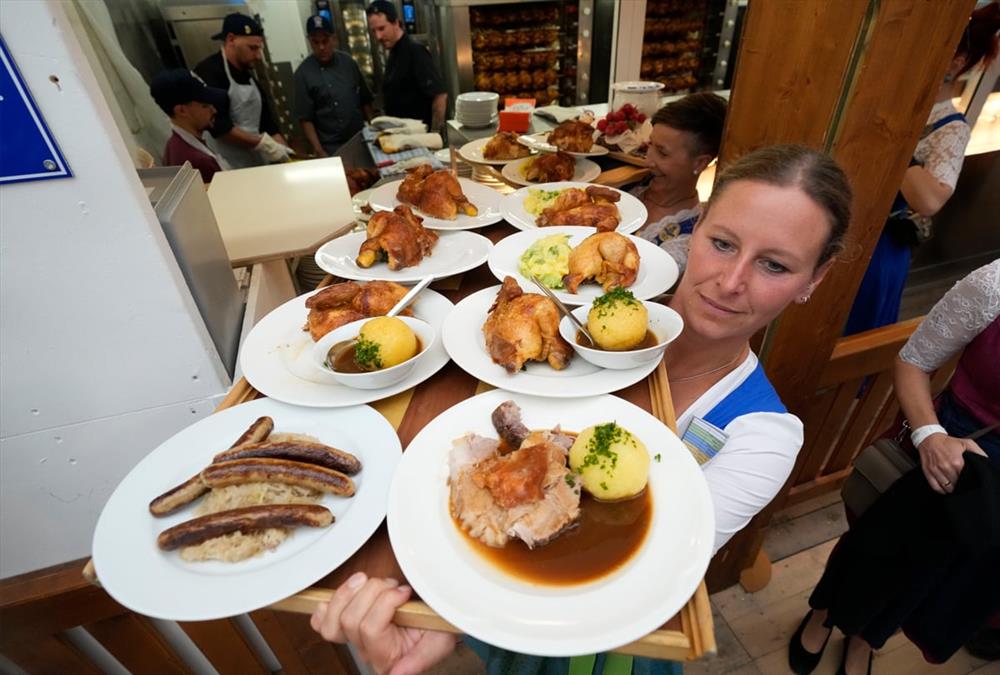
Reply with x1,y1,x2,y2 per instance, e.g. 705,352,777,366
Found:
387,389,714,656
487,226,679,305
314,230,493,283
458,136,534,166
240,287,453,407
442,285,659,397
517,131,610,157
368,177,504,230
501,181,648,234
501,156,601,187
93,398,401,621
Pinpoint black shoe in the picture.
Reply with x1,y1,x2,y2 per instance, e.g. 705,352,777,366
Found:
836,637,873,675
789,610,832,675
965,627,1000,661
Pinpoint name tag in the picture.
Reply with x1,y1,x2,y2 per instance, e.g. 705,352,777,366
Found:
682,417,728,465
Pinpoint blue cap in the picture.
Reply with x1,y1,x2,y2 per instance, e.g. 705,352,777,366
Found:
212,13,264,40
150,69,228,116
306,14,334,35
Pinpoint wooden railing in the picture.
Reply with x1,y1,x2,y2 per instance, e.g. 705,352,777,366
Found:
0,557,359,675
781,317,957,508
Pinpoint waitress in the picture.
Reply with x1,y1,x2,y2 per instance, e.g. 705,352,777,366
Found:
194,13,292,168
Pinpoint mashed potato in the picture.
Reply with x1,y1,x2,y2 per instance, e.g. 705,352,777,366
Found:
523,188,566,216
519,234,572,288
569,422,649,500
587,288,649,350
358,316,418,369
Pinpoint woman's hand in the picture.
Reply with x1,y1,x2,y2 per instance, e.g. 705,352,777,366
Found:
310,572,457,675
917,433,987,494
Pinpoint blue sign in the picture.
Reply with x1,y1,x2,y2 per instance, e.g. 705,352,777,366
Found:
0,34,72,185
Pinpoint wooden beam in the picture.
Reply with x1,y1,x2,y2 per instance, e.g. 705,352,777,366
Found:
707,0,975,590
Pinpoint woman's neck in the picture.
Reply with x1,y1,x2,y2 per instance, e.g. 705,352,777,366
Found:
662,327,749,384
647,176,699,209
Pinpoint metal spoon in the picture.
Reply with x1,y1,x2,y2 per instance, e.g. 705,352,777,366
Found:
528,274,595,346
328,275,436,367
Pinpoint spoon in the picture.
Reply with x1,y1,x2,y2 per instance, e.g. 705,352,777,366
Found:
528,274,595,346
328,275,436,367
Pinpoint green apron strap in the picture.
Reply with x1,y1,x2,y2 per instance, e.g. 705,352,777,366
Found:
601,654,634,675
568,655,597,675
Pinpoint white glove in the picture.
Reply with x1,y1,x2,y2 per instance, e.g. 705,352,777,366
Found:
255,133,293,163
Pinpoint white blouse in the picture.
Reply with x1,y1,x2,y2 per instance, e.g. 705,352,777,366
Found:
899,259,1000,372
678,352,804,554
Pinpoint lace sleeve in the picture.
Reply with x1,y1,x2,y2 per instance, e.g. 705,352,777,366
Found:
915,121,971,190
899,260,1000,371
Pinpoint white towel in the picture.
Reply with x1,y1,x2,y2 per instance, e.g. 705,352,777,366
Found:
377,133,443,154
532,106,581,123
370,116,427,133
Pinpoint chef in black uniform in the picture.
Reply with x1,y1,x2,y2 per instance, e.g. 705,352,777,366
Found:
365,0,447,132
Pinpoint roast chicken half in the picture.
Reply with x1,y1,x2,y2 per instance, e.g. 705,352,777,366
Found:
537,186,622,232
397,165,478,220
356,205,438,271
563,232,640,293
304,280,411,341
483,277,573,373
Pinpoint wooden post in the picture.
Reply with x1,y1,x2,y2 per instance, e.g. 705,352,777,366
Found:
707,0,975,591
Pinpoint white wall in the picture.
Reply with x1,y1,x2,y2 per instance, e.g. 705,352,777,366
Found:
0,0,229,578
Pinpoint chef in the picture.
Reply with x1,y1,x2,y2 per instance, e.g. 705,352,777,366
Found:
194,13,291,168
150,69,231,183
294,14,374,157
365,0,447,132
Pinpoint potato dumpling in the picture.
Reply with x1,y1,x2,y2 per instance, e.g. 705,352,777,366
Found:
587,288,648,350
569,422,649,501
357,317,417,370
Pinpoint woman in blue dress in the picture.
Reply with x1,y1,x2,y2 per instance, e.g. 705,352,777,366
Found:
309,145,853,675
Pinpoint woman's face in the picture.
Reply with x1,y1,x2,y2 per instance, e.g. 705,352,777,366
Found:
644,124,707,187
672,180,834,342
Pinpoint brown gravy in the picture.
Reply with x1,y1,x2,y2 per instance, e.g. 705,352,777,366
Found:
577,329,658,351
327,338,422,373
455,489,653,586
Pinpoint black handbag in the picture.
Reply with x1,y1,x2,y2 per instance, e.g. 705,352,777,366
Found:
842,419,998,518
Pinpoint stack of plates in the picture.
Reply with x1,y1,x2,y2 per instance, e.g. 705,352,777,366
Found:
456,91,499,128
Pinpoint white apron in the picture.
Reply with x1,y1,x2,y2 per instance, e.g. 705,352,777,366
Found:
208,49,264,169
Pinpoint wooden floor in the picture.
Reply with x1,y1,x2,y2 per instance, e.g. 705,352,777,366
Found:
430,491,999,675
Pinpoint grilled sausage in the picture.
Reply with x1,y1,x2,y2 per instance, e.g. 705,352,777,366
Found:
212,440,362,475
201,458,356,497
229,416,274,449
156,504,333,550
149,475,209,516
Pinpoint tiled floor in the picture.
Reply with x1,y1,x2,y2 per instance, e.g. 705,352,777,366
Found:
429,491,999,674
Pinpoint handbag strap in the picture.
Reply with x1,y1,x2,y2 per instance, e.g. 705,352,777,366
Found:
967,421,999,442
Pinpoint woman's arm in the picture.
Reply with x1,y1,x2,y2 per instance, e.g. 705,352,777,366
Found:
893,357,986,494
898,165,953,217
701,412,803,554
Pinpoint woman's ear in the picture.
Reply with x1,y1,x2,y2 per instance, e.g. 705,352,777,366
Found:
810,257,836,289
693,154,713,175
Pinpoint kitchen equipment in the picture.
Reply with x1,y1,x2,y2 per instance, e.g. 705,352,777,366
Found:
610,81,666,119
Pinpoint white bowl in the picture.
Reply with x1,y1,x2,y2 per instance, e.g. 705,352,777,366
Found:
312,316,436,389
558,299,684,370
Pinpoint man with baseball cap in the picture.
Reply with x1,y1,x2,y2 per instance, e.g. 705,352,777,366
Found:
193,13,291,168
365,0,447,132
150,69,231,183
294,14,374,157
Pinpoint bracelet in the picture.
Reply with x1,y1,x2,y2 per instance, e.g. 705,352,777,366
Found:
911,424,948,448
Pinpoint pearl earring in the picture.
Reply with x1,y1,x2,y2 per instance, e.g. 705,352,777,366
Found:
798,294,811,304
693,170,699,175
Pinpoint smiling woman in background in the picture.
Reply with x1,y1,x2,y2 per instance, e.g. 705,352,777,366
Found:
630,92,727,272
309,145,853,675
